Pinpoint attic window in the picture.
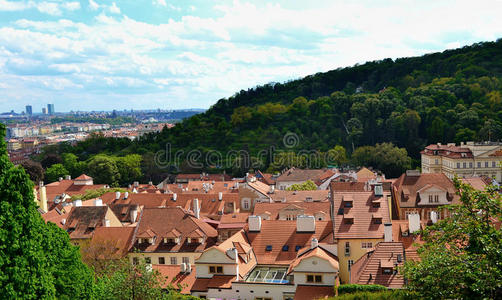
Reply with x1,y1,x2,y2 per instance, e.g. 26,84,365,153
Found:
295,245,302,252
282,245,289,252
337,208,344,215
265,245,273,251
306,197,312,202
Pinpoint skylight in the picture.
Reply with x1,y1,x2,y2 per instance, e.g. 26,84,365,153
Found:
265,245,272,251
282,245,289,251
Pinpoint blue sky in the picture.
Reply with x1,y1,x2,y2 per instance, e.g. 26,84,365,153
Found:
0,0,502,113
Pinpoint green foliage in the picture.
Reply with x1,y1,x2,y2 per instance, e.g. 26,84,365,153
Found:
115,154,143,185
0,123,94,299
329,290,415,300
62,153,87,178
337,284,388,294
87,155,121,187
50,115,136,125
45,163,69,183
286,180,318,191
402,179,502,299
39,40,502,177
94,258,197,300
70,187,126,201
351,143,411,177
20,160,44,183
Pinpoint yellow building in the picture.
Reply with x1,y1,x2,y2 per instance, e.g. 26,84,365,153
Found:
329,183,392,283
421,142,502,182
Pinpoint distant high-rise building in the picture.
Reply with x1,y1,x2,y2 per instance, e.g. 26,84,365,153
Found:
47,103,55,115
42,107,47,114
25,105,32,116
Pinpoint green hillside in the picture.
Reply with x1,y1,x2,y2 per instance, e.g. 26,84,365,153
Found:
40,39,502,180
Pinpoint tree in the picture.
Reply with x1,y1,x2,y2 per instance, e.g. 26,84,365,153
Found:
45,163,69,183
402,179,502,299
326,145,348,167
87,155,120,187
62,153,87,178
286,180,318,191
115,154,143,186
0,123,94,298
40,152,62,169
20,160,44,183
351,143,411,178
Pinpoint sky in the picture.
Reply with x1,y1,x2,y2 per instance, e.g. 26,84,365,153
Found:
0,0,502,113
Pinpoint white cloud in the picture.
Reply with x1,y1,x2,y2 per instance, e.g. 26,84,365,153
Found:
153,0,167,7
88,0,100,10
109,2,120,14
35,2,62,16
0,0,30,11
62,2,81,11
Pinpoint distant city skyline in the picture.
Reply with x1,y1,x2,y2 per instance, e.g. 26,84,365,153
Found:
1,0,502,112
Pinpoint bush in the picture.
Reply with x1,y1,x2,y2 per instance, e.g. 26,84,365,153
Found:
331,290,415,300
337,284,387,294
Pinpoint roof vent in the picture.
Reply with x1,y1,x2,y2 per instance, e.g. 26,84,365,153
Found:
248,215,262,232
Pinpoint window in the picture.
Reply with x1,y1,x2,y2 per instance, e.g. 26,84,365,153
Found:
295,245,302,252
463,162,466,168
345,242,350,256
434,195,439,203
382,268,393,275
344,218,353,224
182,257,189,264
469,162,473,168
397,254,403,263
209,266,223,274
374,218,382,224
158,257,165,264
170,257,177,265
362,242,373,249
478,162,481,168
372,202,380,208
348,260,354,271
337,208,344,215
435,159,438,164
132,257,139,265
344,201,353,208
145,257,151,264
243,199,250,210
456,163,460,169
282,245,289,251
265,245,272,251
493,161,497,168
306,274,322,283
428,195,433,203
485,162,489,168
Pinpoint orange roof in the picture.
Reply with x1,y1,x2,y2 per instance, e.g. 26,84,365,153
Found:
391,220,424,261
246,220,333,265
42,207,70,228
294,285,335,300
356,167,377,182
289,245,339,273
392,173,458,208
461,177,488,191
89,226,135,257
331,191,391,239
253,202,330,220
75,174,93,180
276,168,327,182
330,181,367,192
209,230,256,279
269,190,329,202
133,207,218,253
153,265,196,294
350,242,405,288
101,192,168,207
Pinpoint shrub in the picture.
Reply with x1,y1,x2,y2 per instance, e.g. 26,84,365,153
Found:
337,284,387,294
330,290,415,300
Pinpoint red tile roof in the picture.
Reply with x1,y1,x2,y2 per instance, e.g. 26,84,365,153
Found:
269,190,329,202
246,220,333,265
88,226,136,257
288,245,339,274
75,174,93,180
392,173,458,208
350,242,405,288
133,207,218,253
294,285,335,300
330,191,391,239
276,168,327,182
253,202,330,220
153,265,196,294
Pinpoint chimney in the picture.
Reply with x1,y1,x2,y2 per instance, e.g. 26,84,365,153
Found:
218,192,223,201
148,181,153,185
269,185,275,194
297,215,316,232
193,198,200,219
430,211,438,224
180,263,187,273
124,192,129,199
39,185,48,212
130,206,138,223
115,191,121,200
384,223,393,242
65,175,71,180
74,199,82,207
408,214,420,233
173,193,177,201
58,177,63,182
94,198,103,206
134,181,139,187
61,218,66,225
248,215,262,232
311,237,319,249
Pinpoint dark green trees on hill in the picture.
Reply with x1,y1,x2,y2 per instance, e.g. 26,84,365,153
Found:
0,123,94,299
36,39,502,178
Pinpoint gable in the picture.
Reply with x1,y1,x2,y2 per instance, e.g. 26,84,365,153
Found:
196,247,234,264
293,256,338,273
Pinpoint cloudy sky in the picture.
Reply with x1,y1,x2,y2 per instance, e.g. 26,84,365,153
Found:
1,0,502,113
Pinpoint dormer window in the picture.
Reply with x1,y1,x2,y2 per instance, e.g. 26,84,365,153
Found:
295,245,302,252
265,245,272,251
344,200,353,208
282,245,289,252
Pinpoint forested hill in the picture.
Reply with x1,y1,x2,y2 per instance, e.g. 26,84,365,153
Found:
45,39,502,180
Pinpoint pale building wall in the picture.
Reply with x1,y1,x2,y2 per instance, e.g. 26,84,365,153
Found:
292,256,338,286
416,186,449,205
198,282,296,300
337,238,383,284
128,252,201,266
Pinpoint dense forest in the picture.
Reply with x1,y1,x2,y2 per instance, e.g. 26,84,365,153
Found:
35,39,502,181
